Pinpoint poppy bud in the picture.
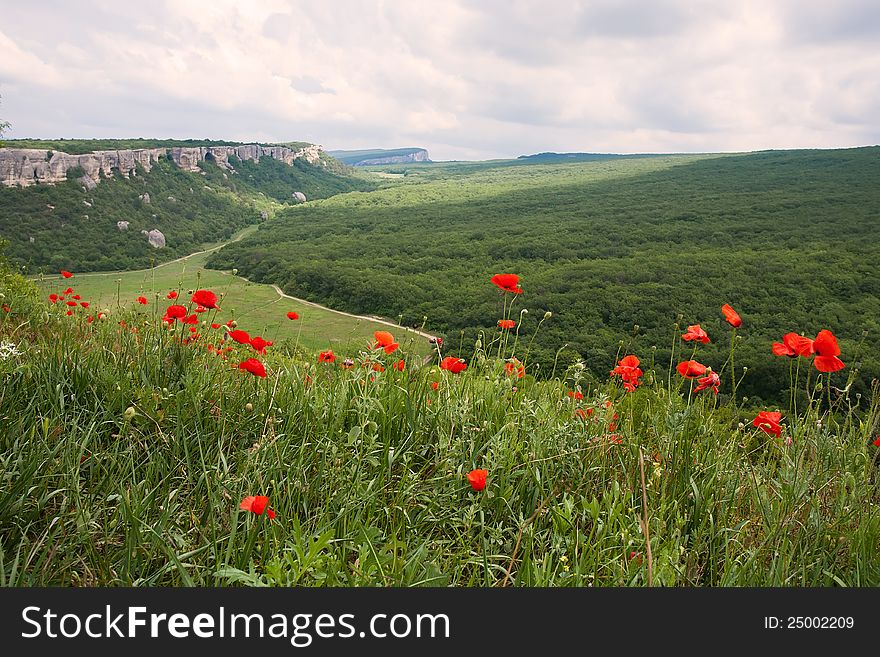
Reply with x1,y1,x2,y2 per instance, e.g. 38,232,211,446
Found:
245,403,253,411
232,269,238,275
521,309,529,315
544,311,552,320
474,339,482,349
123,406,136,421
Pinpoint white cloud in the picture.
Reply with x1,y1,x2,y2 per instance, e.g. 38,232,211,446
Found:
0,1,877,159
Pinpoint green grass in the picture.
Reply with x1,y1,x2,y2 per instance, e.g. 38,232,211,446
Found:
1,260,879,587
28,227,431,356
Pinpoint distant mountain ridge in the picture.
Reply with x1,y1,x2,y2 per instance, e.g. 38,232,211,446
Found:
517,151,669,163
328,147,430,166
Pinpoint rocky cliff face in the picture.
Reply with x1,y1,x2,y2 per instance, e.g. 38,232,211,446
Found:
356,149,430,165
0,143,324,187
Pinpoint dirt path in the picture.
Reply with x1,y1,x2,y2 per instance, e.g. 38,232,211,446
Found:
266,284,436,341
55,226,437,341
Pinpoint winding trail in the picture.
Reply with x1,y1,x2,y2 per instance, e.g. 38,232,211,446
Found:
56,225,437,341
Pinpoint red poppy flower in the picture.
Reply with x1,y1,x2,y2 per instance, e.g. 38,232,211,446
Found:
211,323,221,329
191,289,219,309
677,360,707,378
490,273,523,294
64,287,73,294
318,350,336,363
137,296,148,305
286,311,299,320
2,305,9,313
65,300,77,307
812,329,845,373
466,469,488,491
229,329,251,344
721,304,742,328
505,358,525,378
430,381,440,391
498,319,516,330
611,355,643,390
60,270,73,279
194,306,207,313
694,371,720,395
239,495,276,519
440,356,467,374
772,332,814,358
87,316,94,324
393,359,405,371
682,325,710,343
373,331,399,354
167,290,178,300
48,294,58,304
873,436,880,448
250,336,269,354
182,314,198,325
372,363,385,372
72,294,81,300
567,390,584,400
66,310,73,316
239,358,267,378
165,304,187,320
80,302,89,308
753,410,782,438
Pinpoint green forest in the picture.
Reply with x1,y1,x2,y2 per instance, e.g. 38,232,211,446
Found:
0,147,372,272
208,147,880,405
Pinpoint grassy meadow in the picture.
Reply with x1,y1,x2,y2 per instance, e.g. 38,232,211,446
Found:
27,228,431,356
2,254,880,586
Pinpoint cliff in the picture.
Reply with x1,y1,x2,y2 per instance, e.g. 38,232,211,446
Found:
0,143,324,187
327,147,431,166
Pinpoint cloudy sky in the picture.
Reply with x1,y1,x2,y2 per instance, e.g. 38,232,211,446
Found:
1,0,878,160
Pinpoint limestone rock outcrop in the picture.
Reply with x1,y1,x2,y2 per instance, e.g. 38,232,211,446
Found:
142,229,166,249
0,143,324,188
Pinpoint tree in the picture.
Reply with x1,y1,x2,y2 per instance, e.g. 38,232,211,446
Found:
0,94,10,145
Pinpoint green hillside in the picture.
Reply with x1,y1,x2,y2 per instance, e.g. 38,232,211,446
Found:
208,147,880,405
0,145,373,272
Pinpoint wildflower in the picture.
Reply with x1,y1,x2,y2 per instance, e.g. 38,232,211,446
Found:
80,302,89,309
229,329,251,344
194,306,207,313
287,311,299,320
772,332,814,357
239,358,267,378
65,300,77,307
137,296,148,305
123,406,137,421
430,381,440,391
505,358,525,379
753,410,782,438
677,360,707,378
61,270,73,278
318,350,336,363
812,329,845,373
48,294,58,304
491,273,523,294
721,304,742,328
250,336,269,354
163,305,187,322
611,355,643,390
373,331,399,354
72,294,81,300
211,323,221,329
191,289,219,310
372,363,385,372
567,390,584,400
694,370,721,395
393,359,405,371
873,436,880,448
182,314,198,325
440,356,467,374
239,495,276,519
466,469,488,491
682,325,710,343
167,290,178,300
341,358,354,369
66,310,73,316
498,319,516,330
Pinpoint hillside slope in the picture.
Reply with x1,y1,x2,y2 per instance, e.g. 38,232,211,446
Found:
208,147,880,404
0,140,373,272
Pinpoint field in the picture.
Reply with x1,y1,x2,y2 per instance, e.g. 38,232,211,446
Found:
28,227,432,355
2,257,879,587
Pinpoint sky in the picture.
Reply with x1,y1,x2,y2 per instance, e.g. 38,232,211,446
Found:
0,0,878,160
